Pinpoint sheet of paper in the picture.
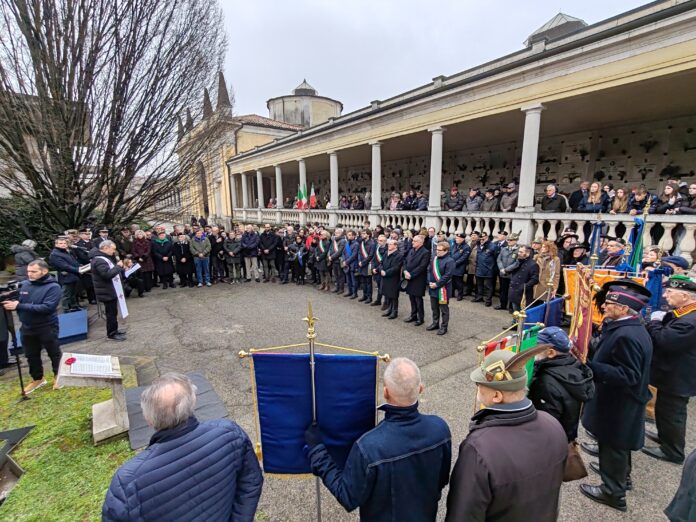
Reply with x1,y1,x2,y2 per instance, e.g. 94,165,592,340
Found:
70,354,113,376
79,264,91,274
124,263,141,278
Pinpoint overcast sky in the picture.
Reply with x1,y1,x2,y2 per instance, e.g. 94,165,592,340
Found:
221,0,646,117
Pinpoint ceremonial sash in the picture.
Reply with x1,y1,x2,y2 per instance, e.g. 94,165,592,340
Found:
319,241,326,253
674,302,696,318
333,239,338,252
375,248,383,263
96,256,128,319
431,257,447,304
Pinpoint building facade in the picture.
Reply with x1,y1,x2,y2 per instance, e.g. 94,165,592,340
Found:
190,1,696,261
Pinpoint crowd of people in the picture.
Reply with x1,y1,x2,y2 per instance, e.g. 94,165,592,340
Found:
255,174,696,217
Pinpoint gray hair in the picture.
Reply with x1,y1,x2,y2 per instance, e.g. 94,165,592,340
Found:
384,357,422,406
386,238,397,246
141,373,197,431
22,239,37,249
99,240,116,251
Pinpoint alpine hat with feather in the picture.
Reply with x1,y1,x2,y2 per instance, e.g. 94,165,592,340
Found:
470,346,550,392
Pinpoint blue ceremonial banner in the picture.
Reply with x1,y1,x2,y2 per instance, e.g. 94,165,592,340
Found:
525,297,563,330
252,353,377,474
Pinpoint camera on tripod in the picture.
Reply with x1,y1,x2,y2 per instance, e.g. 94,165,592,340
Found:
0,281,20,303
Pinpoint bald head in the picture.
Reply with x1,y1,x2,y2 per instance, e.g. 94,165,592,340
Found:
383,358,423,406
140,373,197,430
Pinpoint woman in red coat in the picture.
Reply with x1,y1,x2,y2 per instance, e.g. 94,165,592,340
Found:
132,230,155,291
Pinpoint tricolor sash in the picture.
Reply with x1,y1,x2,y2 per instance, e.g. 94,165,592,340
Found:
319,240,326,253
332,239,338,252
360,241,368,259
375,248,383,263
96,256,129,318
431,257,447,304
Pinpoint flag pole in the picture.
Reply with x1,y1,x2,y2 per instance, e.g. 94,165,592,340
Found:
303,301,322,522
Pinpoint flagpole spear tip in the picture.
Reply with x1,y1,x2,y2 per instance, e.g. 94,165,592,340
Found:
238,350,249,358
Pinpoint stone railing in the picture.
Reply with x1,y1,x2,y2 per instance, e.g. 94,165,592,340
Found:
230,207,696,262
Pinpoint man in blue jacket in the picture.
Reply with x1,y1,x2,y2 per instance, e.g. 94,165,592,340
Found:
49,237,82,311
473,233,500,307
2,260,62,394
450,233,471,301
305,357,451,522
427,241,455,336
103,373,263,522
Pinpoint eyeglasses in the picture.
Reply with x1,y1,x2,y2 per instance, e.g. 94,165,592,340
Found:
436,248,446,252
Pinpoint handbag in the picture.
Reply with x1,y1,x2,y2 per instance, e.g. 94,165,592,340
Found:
563,440,588,482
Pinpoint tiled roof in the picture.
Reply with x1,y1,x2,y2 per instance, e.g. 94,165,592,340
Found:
235,114,302,131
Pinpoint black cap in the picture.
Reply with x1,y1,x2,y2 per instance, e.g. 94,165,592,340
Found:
594,278,651,312
455,233,466,238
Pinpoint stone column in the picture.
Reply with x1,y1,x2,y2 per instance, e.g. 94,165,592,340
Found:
270,177,276,200
370,141,382,211
427,127,446,211
241,172,249,208
298,159,307,226
228,168,238,210
329,151,339,227
256,169,264,209
515,103,545,242
275,165,284,209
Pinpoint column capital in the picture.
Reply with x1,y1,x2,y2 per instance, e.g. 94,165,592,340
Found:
297,158,305,163
428,126,446,134
369,140,382,147
327,150,338,156
273,164,281,169
521,103,546,114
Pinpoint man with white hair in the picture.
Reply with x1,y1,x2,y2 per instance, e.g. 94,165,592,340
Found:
103,373,263,521
305,357,451,521
90,240,126,341
643,275,696,465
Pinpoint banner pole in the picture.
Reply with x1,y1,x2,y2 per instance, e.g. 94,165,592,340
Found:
303,301,322,522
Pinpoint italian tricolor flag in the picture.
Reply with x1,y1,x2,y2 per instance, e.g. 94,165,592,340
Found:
309,183,317,209
297,185,308,209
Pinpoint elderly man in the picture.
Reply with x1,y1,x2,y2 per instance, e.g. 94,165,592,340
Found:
496,232,519,311
643,275,696,465
661,255,689,275
403,235,430,325
241,224,261,282
580,280,653,512
508,245,539,312
91,240,126,341
103,373,262,521
540,184,568,212
601,238,626,267
446,348,567,521
2,260,62,394
306,358,451,522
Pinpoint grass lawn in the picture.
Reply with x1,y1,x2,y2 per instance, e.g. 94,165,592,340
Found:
0,366,137,522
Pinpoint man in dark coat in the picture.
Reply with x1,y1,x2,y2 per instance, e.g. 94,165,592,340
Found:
540,184,568,212
496,233,519,310
328,228,346,294
569,180,590,212
75,229,97,303
644,275,696,464
427,241,454,336
103,373,262,521
473,233,500,307
446,348,567,522
91,241,127,342
508,245,540,312
259,224,278,283
2,260,62,394
341,230,359,298
306,358,451,522
207,226,226,283
49,237,82,311
241,225,261,282
151,231,176,289
92,227,111,249
357,229,376,304
450,233,470,301
529,327,595,441
443,186,464,211
379,239,404,319
580,280,653,512
371,235,388,309
600,238,626,267
403,235,430,326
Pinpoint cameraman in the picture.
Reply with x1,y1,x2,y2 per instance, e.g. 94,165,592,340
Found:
2,260,62,393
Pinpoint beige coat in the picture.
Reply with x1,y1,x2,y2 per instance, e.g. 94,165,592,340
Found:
533,254,561,300
467,241,478,274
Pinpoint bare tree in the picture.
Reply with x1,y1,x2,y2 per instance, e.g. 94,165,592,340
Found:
0,0,227,233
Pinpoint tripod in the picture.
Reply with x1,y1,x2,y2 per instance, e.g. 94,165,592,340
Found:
3,308,29,401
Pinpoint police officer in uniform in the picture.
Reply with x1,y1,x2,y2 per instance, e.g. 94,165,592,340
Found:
643,275,696,465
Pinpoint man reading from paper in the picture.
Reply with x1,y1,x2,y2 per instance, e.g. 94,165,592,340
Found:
304,357,451,522
91,241,127,342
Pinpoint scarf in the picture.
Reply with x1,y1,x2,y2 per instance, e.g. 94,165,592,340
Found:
431,256,448,304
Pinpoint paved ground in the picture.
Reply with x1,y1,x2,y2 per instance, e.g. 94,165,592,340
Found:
14,281,695,521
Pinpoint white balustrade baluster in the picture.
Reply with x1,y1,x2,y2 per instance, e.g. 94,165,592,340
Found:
658,223,676,253
455,218,464,235
547,220,558,241
464,218,473,236
680,224,696,264
643,222,655,247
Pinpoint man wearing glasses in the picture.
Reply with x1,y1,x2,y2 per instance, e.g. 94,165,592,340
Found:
427,241,454,336
540,184,568,213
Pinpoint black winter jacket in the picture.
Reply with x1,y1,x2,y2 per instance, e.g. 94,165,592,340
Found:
647,307,696,397
90,254,124,302
529,354,595,441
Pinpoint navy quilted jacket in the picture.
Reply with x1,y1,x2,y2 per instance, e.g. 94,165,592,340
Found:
102,417,263,522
